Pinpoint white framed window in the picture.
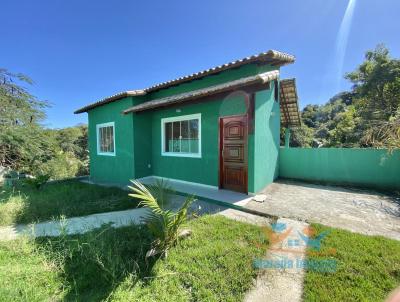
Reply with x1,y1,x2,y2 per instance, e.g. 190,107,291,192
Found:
161,113,201,158
96,122,115,156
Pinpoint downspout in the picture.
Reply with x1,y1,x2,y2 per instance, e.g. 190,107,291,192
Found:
284,128,291,148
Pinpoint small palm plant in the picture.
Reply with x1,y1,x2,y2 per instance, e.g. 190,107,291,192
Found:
129,179,194,258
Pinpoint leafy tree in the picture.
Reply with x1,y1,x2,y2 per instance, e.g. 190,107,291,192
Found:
346,44,400,149
346,44,400,119
289,45,400,149
0,69,49,126
0,69,52,171
283,125,315,147
48,125,89,175
328,106,359,147
0,69,89,178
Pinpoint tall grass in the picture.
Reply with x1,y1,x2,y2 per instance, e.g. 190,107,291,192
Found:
0,215,265,301
0,180,139,226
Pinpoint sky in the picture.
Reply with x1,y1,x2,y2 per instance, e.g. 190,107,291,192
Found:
1,0,399,128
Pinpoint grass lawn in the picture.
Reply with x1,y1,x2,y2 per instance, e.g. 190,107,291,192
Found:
0,180,139,226
0,215,266,302
303,223,400,302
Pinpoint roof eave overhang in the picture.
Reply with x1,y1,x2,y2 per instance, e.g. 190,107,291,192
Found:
74,90,146,114
280,78,301,128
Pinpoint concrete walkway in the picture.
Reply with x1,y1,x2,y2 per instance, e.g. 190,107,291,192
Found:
246,180,400,240
0,207,149,241
139,176,252,206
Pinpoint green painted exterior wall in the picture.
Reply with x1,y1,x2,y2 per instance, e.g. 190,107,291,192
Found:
149,94,248,186
248,86,280,193
279,148,400,190
88,97,135,184
133,111,153,179
85,62,281,192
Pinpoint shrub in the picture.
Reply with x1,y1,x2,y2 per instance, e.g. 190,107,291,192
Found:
24,174,50,190
128,180,194,258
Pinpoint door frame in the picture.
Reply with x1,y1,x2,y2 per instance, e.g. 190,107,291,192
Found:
218,114,249,193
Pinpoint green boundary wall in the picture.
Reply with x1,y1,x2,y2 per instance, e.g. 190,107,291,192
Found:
279,147,400,191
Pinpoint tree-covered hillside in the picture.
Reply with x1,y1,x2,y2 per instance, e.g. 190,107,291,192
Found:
0,69,88,179
288,45,400,149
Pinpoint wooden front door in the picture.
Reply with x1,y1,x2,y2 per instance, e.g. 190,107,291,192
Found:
219,115,248,193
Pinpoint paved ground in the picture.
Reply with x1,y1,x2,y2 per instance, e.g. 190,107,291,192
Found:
246,179,400,240
138,176,252,206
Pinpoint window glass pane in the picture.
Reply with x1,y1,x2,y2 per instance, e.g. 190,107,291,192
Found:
99,125,114,153
180,120,189,153
101,127,106,152
181,120,189,139
189,119,198,138
189,119,199,153
105,127,110,152
162,117,199,155
165,122,172,152
105,127,109,152
109,127,114,152
172,121,180,152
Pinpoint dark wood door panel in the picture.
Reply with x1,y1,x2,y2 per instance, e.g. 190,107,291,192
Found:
224,121,245,140
219,115,248,193
223,144,244,162
223,165,247,192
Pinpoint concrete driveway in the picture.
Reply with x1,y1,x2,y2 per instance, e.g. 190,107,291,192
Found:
245,180,400,240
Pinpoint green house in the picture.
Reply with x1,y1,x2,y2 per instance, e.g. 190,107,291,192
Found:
74,50,300,194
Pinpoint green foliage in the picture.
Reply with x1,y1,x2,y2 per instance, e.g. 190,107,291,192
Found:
39,152,80,180
129,180,194,257
0,69,50,171
24,174,50,190
146,178,174,209
0,69,48,127
0,68,88,179
49,124,89,176
290,45,400,149
288,124,315,148
328,105,360,147
303,223,400,301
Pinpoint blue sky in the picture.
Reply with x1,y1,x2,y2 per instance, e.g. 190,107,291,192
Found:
1,0,399,128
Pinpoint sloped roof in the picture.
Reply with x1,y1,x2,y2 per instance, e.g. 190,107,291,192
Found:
74,50,295,114
280,78,301,127
123,70,279,114
74,90,146,114
144,50,294,92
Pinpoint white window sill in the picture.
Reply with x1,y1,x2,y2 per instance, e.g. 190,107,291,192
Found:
161,152,201,158
97,152,116,156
